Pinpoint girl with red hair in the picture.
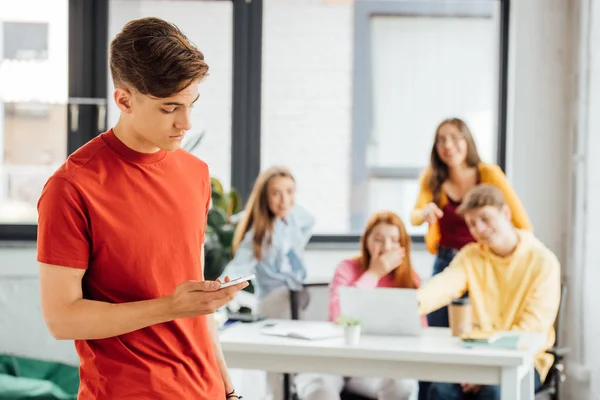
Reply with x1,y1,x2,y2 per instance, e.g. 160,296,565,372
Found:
295,211,424,400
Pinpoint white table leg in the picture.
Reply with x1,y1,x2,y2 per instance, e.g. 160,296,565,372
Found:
501,367,520,400
520,367,535,400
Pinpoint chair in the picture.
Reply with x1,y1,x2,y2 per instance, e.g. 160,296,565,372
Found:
535,283,569,400
340,390,372,400
286,284,329,400
290,385,371,400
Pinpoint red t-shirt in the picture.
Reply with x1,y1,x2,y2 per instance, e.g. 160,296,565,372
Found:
37,129,224,399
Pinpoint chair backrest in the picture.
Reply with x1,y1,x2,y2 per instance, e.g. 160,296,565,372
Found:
555,282,567,346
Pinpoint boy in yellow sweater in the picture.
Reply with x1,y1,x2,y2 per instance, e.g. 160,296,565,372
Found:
418,184,560,400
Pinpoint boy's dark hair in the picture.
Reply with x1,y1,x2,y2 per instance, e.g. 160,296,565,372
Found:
457,184,507,215
109,17,209,98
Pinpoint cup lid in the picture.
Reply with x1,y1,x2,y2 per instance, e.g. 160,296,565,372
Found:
451,297,471,306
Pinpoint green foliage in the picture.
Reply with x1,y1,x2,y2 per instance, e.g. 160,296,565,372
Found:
183,133,250,290
204,177,243,281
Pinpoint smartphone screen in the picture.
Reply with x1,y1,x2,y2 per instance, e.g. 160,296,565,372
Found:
220,274,255,289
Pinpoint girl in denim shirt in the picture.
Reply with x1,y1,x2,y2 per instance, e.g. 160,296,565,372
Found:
225,166,314,400
227,165,314,313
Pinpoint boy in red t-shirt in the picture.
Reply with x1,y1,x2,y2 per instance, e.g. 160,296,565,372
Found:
37,17,247,400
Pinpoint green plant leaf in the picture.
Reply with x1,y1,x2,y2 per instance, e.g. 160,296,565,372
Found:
217,225,236,248
211,177,224,197
211,178,227,210
336,315,361,326
204,247,228,281
212,190,224,204
207,208,227,229
226,189,243,217
203,178,243,286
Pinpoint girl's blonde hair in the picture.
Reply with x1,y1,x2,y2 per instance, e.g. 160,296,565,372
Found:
232,166,295,260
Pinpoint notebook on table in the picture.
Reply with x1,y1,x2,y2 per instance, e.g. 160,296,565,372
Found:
461,333,523,350
260,321,344,341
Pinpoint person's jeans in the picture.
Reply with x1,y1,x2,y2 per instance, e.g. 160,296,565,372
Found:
427,369,542,400
426,247,459,328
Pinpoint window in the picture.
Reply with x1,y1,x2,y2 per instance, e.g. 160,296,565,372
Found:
368,16,498,169
3,22,49,60
0,0,255,241
0,1,69,226
362,9,501,236
0,0,507,242
107,0,234,189
262,0,507,238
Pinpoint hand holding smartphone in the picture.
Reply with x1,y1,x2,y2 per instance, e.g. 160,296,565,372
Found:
219,274,255,289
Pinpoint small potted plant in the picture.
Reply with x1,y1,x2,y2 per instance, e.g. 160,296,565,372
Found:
337,315,362,346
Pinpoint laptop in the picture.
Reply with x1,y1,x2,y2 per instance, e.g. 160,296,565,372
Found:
339,287,422,336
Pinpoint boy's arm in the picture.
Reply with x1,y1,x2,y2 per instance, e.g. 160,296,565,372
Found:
207,312,236,396
40,263,244,340
417,250,470,315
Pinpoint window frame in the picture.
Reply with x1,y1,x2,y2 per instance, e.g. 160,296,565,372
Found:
1,0,510,245
0,0,108,241
343,0,510,243
0,0,261,242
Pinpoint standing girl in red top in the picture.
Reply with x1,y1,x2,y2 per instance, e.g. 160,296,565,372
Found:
410,118,532,328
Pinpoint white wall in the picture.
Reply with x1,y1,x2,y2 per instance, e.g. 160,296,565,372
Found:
508,0,600,398
505,0,574,264
0,245,78,365
260,0,354,234
569,0,600,398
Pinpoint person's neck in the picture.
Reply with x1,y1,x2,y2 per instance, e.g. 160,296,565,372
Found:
447,162,474,183
113,120,161,154
489,229,520,257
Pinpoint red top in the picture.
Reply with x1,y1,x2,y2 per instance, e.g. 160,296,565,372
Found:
37,130,223,399
438,196,476,250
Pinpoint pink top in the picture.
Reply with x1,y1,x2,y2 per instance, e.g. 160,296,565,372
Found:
329,258,428,327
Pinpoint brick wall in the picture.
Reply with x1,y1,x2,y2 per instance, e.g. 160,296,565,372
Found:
261,0,354,233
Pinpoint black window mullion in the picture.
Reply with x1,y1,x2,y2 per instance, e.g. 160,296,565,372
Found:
496,0,510,171
67,0,108,154
231,0,263,202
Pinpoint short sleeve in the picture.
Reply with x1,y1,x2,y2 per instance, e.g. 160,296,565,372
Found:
37,177,91,269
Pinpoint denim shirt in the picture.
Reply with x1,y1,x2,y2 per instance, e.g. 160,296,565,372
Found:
224,205,315,299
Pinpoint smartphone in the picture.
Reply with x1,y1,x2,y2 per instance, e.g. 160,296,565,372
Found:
219,274,255,289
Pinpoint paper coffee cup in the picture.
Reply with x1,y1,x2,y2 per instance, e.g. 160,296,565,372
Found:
449,298,473,337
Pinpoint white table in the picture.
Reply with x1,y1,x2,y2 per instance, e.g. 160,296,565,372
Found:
220,320,546,400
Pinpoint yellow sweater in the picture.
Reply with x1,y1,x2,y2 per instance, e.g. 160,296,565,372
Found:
410,163,533,254
417,230,561,382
